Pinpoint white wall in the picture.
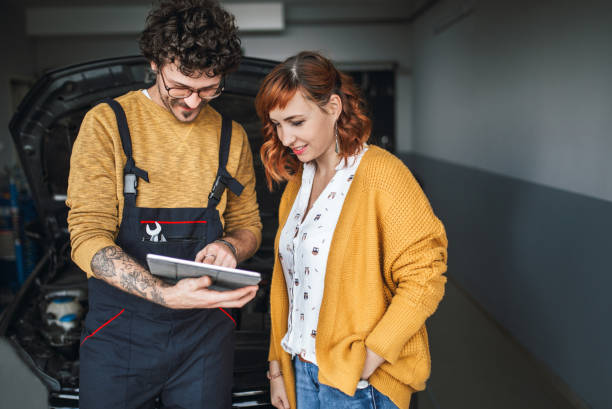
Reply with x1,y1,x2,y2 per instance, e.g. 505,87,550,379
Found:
0,4,34,169
412,0,612,202
31,22,414,152
242,23,413,151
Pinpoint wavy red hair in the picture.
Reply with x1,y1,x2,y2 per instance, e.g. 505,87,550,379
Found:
255,51,372,190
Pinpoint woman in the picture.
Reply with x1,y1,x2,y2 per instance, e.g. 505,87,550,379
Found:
255,51,448,409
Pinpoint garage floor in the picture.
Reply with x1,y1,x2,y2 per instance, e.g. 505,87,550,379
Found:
417,280,582,409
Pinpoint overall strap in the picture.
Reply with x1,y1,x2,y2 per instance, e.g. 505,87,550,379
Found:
103,99,149,206
207,116,244,208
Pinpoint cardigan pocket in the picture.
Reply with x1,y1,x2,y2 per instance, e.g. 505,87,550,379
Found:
379,326,431,387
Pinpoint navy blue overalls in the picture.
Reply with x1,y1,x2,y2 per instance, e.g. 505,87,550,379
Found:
79,99,243,409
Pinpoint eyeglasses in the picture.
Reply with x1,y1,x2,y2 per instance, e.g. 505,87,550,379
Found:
158,70,224,100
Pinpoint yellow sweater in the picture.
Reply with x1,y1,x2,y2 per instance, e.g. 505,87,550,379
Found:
269,146,447,409
66,91,262,277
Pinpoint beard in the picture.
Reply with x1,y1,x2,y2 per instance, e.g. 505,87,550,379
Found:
160,89,207,123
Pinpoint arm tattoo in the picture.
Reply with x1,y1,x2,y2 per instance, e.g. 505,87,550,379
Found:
91,246,169,306
90,247,123,278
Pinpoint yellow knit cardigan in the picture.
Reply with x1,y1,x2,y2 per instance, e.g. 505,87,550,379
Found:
268,146,448,409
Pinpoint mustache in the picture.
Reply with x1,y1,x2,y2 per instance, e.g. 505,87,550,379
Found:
171,99,207,109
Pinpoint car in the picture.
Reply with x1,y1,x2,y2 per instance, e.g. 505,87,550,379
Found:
2,55,280,409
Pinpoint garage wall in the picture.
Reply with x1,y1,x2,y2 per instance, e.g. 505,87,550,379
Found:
412,0,612,202
242,23,412,152
410,1,612,408
31,22,413,154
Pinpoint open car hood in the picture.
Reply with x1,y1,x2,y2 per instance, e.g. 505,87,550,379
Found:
5,55,279,408
9,55,280,248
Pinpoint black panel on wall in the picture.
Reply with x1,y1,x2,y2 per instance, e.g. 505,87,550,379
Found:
345,70,395,153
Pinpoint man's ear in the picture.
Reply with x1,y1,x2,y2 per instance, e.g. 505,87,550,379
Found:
150,61,158,73
327,94,343,121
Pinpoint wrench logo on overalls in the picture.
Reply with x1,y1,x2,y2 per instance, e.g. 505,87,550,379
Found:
146,221,167,242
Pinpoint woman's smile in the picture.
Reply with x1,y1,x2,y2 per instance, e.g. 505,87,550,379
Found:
292,145,307,155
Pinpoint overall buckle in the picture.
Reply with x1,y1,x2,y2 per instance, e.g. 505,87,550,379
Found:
208,175,226,202
124,173,138,194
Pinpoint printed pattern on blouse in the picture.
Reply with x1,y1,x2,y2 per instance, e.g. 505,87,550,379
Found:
279,147,368,364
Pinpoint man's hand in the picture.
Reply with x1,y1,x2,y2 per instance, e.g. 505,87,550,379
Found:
196,229,258,267
163,275,258,309
360,347,385,380
195,241,237,268
91,245,257,309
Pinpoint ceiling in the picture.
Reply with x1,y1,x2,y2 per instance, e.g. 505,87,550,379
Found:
9,0,438,25
14,0,421,5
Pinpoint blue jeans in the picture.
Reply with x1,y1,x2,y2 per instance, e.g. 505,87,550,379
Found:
294,357,399,409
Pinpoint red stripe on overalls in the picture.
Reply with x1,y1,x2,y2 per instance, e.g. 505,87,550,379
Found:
218,308,236,326
81,309,125,345
140,221,207,224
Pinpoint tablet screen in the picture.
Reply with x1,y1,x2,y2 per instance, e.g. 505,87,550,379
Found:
146,253,261,291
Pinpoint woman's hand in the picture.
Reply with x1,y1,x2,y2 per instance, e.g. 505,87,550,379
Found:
269,360,290,409
360,348,385,380
270,376,289,409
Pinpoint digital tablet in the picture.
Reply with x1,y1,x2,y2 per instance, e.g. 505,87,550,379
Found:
146,253,261,291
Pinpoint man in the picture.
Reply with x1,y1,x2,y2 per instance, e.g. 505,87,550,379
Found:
66,1,262,407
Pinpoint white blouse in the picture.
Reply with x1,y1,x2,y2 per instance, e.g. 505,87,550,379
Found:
279,147,368,364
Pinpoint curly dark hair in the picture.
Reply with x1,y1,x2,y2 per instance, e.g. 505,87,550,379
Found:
139,0,241,77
